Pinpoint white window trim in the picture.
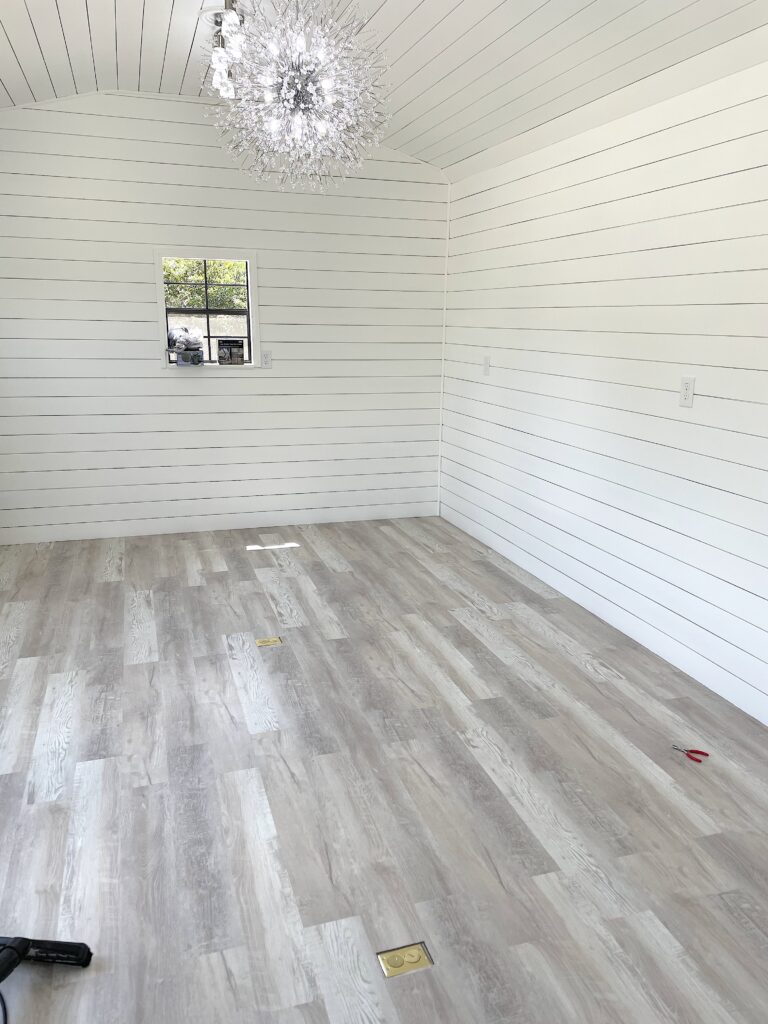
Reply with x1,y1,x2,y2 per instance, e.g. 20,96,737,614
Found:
154,247,262,369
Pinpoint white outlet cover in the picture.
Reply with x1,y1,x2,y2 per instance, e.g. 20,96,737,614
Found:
679,376,695,407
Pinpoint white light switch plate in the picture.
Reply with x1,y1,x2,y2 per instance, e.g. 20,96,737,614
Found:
261,350,272,369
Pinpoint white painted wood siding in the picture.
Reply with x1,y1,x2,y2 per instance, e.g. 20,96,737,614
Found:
442,61,768,724
0,91,447,543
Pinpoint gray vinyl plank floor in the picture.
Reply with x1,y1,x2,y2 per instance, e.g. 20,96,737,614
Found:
0,516,765,1023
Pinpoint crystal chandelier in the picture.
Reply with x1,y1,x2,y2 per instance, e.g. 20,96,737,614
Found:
209,0,389,190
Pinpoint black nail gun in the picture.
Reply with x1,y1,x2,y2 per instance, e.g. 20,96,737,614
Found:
0,937,92,983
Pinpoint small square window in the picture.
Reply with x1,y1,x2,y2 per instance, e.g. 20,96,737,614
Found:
159,255,258,366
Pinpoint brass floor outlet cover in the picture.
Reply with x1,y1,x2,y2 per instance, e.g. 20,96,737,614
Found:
254,636,282,647
377,942,433,978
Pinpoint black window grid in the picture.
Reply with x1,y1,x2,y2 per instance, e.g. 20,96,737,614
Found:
164,259,252,364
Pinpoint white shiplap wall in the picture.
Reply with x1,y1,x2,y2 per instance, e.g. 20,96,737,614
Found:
0,91,447,543
442,61,768,724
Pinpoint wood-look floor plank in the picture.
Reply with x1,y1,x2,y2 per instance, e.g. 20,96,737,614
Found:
218,767,317,1010
307,916,399,1024
123,586,159,666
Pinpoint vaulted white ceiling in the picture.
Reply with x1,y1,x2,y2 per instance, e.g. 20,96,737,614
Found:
1,0,767,178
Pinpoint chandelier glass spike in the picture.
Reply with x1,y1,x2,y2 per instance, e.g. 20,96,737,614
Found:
209,0,389,190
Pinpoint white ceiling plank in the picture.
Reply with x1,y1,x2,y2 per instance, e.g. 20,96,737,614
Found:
161,0,206,94
0,22,36,104
383,0,465,66
180,11,214,96
198,60,213,98
86,0,118,90
0,0,56,102
56,0,96,94
25,0,77,97
384,0,506,109
366,0,429,44
139,0,174,92
383,0,548,143
115,0,145,92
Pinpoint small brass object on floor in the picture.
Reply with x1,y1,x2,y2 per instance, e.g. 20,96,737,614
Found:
377,942,433,978
255,636,282,647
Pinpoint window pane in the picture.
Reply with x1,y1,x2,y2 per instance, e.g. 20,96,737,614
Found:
167,312,207,340
163,257,204,282
209,313,248,337
206,259,247,284
165,283,206,308
207,284,247,309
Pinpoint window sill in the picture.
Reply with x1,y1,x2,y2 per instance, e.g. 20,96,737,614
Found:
163,356,262,370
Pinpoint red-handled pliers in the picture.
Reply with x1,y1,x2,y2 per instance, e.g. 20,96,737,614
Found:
672,745,710,763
